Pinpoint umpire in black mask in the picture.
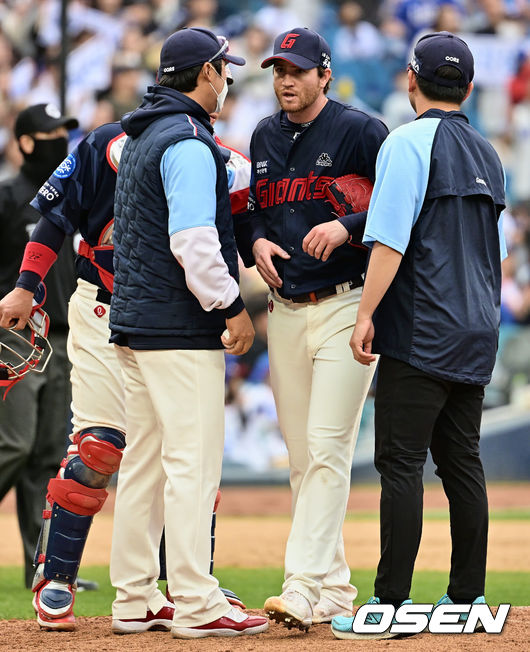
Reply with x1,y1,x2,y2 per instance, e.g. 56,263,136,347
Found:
14,103,78,181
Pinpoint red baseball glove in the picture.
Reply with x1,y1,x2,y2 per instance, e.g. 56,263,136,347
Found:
324,174,374,217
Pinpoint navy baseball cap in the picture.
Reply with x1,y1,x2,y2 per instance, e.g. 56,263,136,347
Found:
157,28,245,78
261,27,331,70
15,103,78,139
410,31,474,88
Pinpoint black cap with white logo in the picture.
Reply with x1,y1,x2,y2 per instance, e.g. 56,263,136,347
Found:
409,31,474,88
157,27,245,78
14,103,79,139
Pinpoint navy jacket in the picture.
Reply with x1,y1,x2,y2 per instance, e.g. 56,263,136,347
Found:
110,86,241,349
243,99,388,298
372,110,505,385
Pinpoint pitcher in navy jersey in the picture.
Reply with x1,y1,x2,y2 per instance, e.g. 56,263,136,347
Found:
237,27,388,630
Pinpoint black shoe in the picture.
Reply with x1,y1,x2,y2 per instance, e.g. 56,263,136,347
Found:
76,577,99,592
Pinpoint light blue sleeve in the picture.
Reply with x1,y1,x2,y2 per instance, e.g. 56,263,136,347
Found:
160,139,217,236
498,168,507,261
498,212,507,260
363,118,440,254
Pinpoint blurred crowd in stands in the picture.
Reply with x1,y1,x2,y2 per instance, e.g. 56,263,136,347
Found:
1,0,529,469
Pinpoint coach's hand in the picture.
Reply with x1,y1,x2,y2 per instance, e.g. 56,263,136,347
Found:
350,316,377,365
252,238,290,288
0,287,33,330
302,220,348,262
225,309,255,356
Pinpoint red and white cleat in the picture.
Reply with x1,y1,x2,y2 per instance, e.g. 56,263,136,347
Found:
166,584,247,610
111,602,175,634
171,606,269,639
33,580,76,631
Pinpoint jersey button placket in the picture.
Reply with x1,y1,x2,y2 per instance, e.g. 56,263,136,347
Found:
284,162,296,296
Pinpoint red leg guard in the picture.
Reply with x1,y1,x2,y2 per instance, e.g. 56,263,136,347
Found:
74,430,123,475
47,477,107,516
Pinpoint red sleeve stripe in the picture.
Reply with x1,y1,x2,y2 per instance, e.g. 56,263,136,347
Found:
186,114,198,136
19,242,57,279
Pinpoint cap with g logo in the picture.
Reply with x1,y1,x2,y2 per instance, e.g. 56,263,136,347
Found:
261,27,331,71
410,31,474,88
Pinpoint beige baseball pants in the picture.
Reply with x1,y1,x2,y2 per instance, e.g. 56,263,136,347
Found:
109,345,231,626
67,279,126,436
267,287,376,609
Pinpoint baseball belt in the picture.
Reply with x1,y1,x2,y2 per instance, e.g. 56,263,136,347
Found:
273,277,363,304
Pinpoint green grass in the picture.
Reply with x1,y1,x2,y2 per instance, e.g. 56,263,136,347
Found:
1,566,528,620
344,508,530,521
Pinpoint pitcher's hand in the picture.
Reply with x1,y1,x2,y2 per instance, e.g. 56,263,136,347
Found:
302,221,348,262
252,238,290,288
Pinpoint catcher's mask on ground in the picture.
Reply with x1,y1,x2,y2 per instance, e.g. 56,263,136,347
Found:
0,284,53,399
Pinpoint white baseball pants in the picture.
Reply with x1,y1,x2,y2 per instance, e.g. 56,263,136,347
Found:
110,345,230,626
67,279,125,436
267,287,376,609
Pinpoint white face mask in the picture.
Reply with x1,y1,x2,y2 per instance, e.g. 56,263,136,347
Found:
209,65,228,113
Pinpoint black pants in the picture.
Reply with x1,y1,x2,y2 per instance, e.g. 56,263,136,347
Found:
0,330,71,587
373,356,488,603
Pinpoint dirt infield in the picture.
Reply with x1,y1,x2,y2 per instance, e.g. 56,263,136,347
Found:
0,608,528,651
1,484,529,650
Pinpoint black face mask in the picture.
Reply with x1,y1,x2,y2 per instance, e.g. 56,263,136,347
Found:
22,136,69,183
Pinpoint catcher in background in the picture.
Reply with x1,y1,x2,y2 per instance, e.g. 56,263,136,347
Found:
237,27,388,630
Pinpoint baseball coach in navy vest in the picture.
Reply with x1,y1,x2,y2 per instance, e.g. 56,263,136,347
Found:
333,32,508,641
108,27,269,639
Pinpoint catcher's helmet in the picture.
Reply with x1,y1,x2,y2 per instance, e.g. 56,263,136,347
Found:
0,284,53,398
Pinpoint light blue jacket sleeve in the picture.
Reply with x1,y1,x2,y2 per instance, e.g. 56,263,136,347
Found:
499,169,508,260
363,118,440,254
160,139,217,236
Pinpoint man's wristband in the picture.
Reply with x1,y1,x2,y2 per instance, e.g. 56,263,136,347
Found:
19,242,57,279
16,271,41,294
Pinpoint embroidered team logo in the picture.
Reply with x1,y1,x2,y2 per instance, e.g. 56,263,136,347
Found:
37,181,60,204
316,152,333,167
321,52,331,68
45,103,61,119
410,54,420,73
94,305,106,318
281,33,300,49
268,299,274,313
53,153,76,179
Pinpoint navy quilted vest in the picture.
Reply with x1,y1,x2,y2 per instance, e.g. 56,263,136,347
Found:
110,86,239,348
